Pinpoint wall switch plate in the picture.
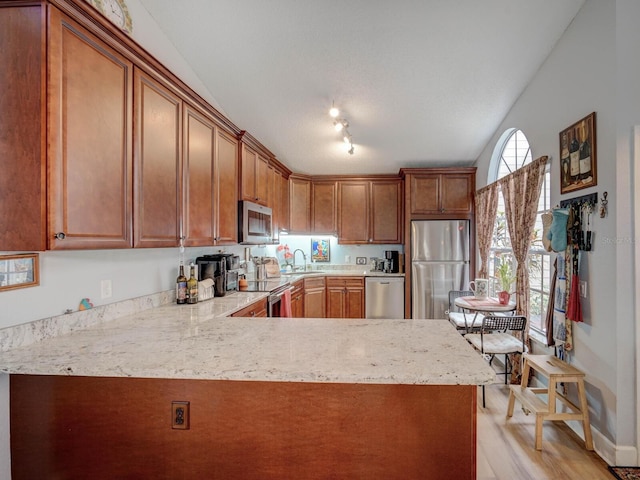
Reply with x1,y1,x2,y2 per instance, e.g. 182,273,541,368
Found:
345,255,351,263
101,280,112,299
356,257,367,265
171,401,190,430
579,281,587,298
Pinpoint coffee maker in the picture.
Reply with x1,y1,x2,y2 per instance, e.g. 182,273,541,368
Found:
384,250,400,274
196,255,227,297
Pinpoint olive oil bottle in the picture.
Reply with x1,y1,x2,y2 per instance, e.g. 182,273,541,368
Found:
187,263,198,304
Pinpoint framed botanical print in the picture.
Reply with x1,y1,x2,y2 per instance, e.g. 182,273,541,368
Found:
560,112,597,194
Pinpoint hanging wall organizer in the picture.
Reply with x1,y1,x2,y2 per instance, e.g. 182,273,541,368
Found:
560,192,598,251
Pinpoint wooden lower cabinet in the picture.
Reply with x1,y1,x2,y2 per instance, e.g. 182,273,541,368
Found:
10,375,477,479
326,276,365,318
303,276,326,318
230,298,267,318
290,279,304,317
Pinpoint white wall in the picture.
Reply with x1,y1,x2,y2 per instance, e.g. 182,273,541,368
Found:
475,0,637,465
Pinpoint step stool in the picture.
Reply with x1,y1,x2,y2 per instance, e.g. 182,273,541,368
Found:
506,354,593,451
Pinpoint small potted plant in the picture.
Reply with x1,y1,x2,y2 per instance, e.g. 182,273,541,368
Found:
496,259,515,305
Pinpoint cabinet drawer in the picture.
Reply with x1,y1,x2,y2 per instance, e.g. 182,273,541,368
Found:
326,276,364,288
303,276,326,289
231,298,268,317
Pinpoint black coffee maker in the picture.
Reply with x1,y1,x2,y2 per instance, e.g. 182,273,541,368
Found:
196,255,227,297
384,250,400,273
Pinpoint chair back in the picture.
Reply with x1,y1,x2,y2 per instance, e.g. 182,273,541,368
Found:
482,315,527,333
447,290,473,314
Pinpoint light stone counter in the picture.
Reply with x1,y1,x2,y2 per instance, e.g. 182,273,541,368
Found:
0,296,494,385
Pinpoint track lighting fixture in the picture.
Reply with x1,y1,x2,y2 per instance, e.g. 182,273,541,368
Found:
329,101,354,155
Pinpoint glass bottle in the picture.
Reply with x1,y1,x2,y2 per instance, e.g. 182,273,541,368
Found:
176,262,187,305
187,263,198,304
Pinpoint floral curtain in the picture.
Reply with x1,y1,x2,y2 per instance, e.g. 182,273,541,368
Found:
474,183,499,278
498,155,548,382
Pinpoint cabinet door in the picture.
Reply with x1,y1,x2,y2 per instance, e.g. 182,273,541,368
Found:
214,129,238,244
312,181,337,234
240,144,257,202
48,9,133,249
291,280,304,318
0,5,46,251
134,69,182,247
410,175,440,215
289,176,311,234
326,284,346,318
183,104,215,246
269,167,280,243
338,182,369,244
304,277,326,318
255,154,270,205
345,285,365,318
441,175,473,214
279,172,290,233
370,180,402,244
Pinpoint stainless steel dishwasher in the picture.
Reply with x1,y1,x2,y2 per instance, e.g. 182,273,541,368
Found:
365,276,405,318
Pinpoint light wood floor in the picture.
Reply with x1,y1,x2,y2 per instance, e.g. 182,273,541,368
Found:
476,382,613,480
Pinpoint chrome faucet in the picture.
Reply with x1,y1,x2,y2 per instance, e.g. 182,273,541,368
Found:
292,249,307,272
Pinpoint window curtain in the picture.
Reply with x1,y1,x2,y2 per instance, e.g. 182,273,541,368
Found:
498,155,548,383
474,183,499,278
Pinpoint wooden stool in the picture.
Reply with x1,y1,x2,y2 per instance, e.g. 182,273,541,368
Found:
506,354,593,451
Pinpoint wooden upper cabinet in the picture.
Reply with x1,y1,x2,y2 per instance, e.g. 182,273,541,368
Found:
338,178,401,244
370,180,403,244
0,5,46,251
214,129,239,245
48,8,133,250
312,181,338,234
240,142,270,206
270,167,281,244
134,68,182,248
338,182,369,243
289,175,311,234
408,172,474,215
279,170,290,234
183,104,216,247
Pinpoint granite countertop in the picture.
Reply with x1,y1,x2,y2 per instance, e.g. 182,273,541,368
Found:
0,294,494,386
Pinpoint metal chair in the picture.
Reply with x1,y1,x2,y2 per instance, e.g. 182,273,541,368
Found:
464,315,527,407
446,290,484,333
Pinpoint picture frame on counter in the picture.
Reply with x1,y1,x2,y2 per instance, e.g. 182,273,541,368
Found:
311,238,330,263
560,111,597,194
0,253,39,292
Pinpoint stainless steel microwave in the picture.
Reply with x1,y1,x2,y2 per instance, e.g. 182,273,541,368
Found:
239,201,273,244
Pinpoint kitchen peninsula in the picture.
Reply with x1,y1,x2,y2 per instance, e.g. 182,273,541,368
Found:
2,293,494,479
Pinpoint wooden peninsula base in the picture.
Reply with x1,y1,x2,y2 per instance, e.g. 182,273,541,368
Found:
11,375,477,479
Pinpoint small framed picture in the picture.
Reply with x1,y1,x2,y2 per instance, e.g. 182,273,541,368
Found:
0,253,40,292
311,238,330,263
356,256,367,265
560,112,597,194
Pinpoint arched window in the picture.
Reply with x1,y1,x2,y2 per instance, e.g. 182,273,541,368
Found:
488,129,551,334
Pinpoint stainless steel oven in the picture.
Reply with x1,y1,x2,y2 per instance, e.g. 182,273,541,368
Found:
268,284,294,317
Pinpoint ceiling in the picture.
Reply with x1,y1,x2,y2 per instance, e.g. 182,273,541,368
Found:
137,0,585,175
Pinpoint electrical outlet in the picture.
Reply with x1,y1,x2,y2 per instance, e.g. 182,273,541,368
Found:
345,255,351,263
171,401,190,430
101,280,112,299
579,281,587,298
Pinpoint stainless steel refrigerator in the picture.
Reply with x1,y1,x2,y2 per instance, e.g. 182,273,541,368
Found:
411,220,470,319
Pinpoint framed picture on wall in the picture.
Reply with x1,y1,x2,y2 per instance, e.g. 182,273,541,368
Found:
311,238,330,263
559,111,597,194
0,253,39,292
